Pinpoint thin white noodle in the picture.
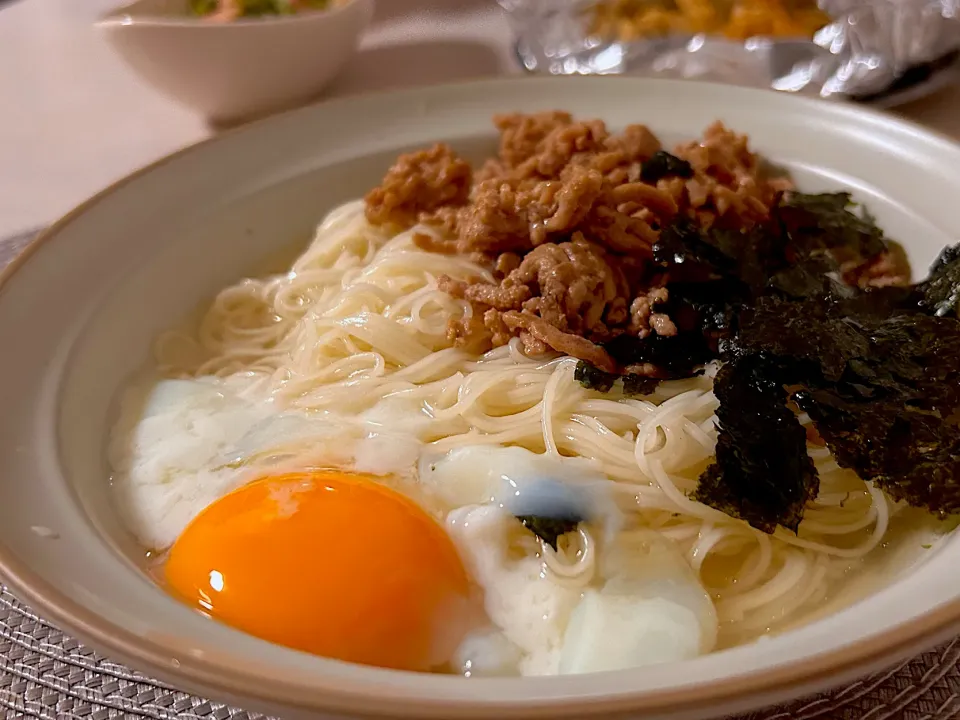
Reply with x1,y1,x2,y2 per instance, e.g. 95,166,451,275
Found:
154,201,900,646
542,527,595,588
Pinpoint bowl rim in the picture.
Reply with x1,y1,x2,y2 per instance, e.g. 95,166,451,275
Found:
3,75,960,718
95,0,366,29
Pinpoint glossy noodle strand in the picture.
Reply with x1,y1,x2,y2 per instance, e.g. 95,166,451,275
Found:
154,200,892,647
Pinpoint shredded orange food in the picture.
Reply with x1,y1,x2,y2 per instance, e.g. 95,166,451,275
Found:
589,0,831,42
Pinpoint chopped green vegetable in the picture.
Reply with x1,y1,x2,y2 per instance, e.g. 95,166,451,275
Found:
922,543,933,549
191,0,329,18
516,516,580,551
189,0,218,14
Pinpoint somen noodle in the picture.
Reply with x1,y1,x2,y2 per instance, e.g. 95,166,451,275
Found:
152,200,892,647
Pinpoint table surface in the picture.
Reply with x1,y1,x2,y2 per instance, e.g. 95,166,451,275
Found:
3,3,960,719
4,0,960,240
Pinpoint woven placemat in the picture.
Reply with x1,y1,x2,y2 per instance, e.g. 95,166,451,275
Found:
1,230,959,719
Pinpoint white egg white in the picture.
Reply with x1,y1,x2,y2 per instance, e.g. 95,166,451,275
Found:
419,445,622,532
447,504,582,676
431,446,718,677
560,531,718,674
109,376,274,550
108,376,421,551
111,379,717,678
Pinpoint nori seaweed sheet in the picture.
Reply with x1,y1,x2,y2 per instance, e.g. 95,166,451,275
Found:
721,282,960,528
692,355,818,534
639,151,694,184
574,360,662,397
579,189,960,533
918,243,960,318
516,516,581,551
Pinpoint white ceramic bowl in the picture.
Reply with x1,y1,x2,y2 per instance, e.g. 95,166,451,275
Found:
96,0,373,124
1,78,960,720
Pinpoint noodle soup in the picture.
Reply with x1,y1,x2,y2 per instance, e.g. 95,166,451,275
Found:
108,113,960,677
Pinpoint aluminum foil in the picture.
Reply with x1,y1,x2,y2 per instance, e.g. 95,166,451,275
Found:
501,0,960,103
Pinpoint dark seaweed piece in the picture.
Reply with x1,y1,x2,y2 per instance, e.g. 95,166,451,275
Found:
918,243,960,318
761,192,895,300
654,218,788,303
574,361,618,392
842,313,960,407
574,360,662,397
652,219,772,286
824,284,920,321
776,192,887,264
654,194,892,311
516,516,580,551
603,331,715,379
693,355,818,533
652,217,735,275
766,252,852,300
726,288,960,519
795,391,960,518
661,278,745,335
653,191,960,526
622,373,662,397
737,297,960,405
733,295,869,382
640,151,694,184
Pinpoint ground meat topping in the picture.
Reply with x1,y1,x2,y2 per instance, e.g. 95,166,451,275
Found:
493,111,576,169
364,144,472,228
364,114,788,370
670,121,790,230
629,287,673,337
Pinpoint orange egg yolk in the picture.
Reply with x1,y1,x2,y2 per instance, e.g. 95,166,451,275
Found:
164,471,474,672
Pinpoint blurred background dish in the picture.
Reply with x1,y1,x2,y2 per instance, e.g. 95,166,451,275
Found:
96,0,373,124
502,0,960,103
589,0,831,42
188,0,342,22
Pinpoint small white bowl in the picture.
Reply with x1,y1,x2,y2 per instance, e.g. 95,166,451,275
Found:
96,0,374,124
